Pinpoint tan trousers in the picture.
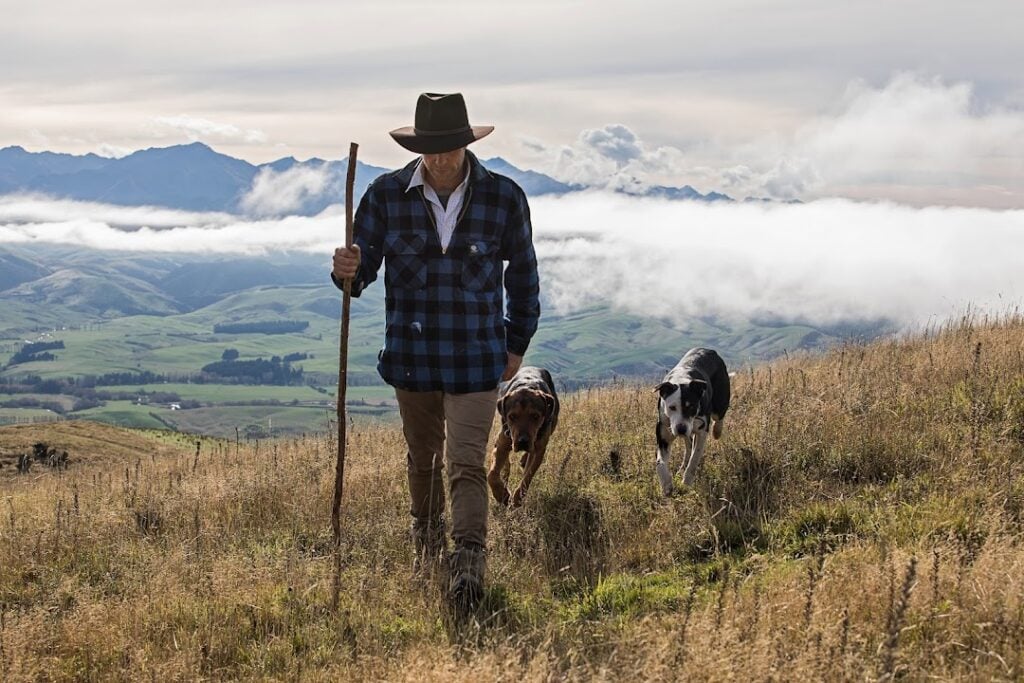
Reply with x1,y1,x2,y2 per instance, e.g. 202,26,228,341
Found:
395,387,497,549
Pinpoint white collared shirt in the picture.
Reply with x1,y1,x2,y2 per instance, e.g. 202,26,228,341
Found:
406,158,471,252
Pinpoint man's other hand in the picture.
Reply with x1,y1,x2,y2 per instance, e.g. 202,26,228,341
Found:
332,245,361,281
501,352,523,381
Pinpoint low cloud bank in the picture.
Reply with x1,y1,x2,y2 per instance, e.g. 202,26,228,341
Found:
239,164,331,217
1,193,1021,329
532,193,1023,327
0,195,235,229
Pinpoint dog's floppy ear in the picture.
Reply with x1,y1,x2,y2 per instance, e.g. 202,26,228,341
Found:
496,394,507,417
654,382,677,399
543,393,556,417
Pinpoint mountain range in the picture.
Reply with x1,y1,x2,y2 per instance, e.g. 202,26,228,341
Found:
0,142,733,214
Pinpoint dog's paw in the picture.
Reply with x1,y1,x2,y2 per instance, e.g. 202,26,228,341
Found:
656,465,674,497
488,486,511,508
510,487,527,508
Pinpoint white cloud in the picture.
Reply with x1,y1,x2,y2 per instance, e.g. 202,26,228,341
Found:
792,74,1024,193
0,204,341,255
580,125,642,165
150,115,267,144
523,74,1024,206
2,193,1022,330
531,193,1024,327
538,124,693,193
96,143,132,158
0,195,235,229
22,130,131,160
239,164,331,217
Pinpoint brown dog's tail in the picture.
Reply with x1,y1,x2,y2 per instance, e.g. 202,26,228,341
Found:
712,417,725,440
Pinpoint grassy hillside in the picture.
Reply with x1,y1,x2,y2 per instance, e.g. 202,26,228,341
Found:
1,316,1021,680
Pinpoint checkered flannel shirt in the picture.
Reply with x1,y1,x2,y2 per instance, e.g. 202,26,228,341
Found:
336,151,540,393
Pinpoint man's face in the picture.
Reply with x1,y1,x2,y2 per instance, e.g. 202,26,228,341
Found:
421,147,466,184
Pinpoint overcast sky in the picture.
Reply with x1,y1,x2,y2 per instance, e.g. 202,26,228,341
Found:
3,0,1023,206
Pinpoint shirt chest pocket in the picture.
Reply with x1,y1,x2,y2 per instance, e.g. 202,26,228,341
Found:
461,239,501,292
384,233,427,291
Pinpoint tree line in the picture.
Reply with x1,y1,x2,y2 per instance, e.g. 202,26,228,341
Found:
0,360,305,393
6,340,65,367
213,320,309,335
200,356,304,385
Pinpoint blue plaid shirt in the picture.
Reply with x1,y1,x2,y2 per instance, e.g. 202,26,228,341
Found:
337,151,540,393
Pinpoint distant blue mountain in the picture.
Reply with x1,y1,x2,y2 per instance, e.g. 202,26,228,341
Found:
0,145,110,194
0,143,392,215
0,143,743,213
639,185,732,202
27,142,257,211
480,157,582,196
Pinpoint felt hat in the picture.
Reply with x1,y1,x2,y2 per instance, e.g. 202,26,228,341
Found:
389,92,493,154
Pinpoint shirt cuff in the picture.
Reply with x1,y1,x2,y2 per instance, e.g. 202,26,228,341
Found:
506,335,530,357
330,272,364,297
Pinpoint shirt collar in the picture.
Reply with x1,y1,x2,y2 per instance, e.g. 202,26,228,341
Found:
406,157,471,194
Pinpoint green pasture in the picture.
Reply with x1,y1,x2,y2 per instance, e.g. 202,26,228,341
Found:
94,383,326,403
155,403,397,438
92,383,396,405
70,401,171,430
0,301,91,336
0,407,63,420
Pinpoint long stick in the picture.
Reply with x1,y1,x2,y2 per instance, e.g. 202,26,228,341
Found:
331,141,358,611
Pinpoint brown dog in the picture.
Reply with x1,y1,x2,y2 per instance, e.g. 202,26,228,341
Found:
488,366,560,508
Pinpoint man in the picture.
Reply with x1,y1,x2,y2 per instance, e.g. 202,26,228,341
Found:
331,93,540,613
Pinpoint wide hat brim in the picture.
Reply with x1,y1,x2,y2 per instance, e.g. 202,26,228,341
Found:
389,125,494,154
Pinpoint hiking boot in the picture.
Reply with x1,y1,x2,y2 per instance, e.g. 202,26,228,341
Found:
411,516,447,577
447,542,486,616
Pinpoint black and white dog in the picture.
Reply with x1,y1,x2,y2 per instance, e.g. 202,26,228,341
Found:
654,348,731,494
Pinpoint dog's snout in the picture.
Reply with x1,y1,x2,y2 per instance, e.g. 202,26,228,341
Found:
514,438,530,452
675,424,688,436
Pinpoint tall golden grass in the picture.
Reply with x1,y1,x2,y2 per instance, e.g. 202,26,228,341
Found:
1,313,1022,681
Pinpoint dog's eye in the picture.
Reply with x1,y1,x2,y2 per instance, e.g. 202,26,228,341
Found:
668,406,676,412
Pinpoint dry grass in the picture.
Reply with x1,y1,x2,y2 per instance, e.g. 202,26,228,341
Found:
0,421,187,474
1,314,1023,681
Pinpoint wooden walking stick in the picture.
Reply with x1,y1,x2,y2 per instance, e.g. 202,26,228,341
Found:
331,142,358,612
